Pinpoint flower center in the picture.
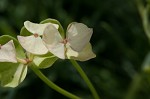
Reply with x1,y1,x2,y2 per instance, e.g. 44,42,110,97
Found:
34,33,39,38
25,58,32,64
61,39,68,44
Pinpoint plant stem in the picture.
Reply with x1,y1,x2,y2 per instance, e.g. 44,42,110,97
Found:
30,64,81,99
70,59,100,99
124,73,142,99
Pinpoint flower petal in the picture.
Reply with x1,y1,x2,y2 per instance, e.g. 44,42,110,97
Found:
42,25,65,59
0,35,26,59
0,40,17,63
66,43,96,61
17,35,48,55
67,22,93,52
24,21,59,35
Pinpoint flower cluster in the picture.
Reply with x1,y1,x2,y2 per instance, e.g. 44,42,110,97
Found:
0,18,96,87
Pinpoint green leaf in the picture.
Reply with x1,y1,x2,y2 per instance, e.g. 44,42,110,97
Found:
33,53,58,69
40,18,65,38
0,62,27,87
20,26,32,36
0,35,26,59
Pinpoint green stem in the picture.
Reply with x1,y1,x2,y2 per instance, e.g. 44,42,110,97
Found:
30,64,81,99
124,73,142,99
70,60,100,99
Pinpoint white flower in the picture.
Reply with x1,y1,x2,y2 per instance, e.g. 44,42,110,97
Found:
42,22,96,61
17,21,59,55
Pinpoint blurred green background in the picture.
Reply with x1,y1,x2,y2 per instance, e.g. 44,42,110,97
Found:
0,0,150,99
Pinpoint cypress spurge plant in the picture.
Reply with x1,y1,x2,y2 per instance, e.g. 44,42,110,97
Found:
0,18,100,99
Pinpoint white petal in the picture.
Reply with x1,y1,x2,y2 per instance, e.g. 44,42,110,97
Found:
67,22,93,52
24,21,59,35
17,35,48,55
66,43,96,61
42,25,65,59
0,40,17,63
